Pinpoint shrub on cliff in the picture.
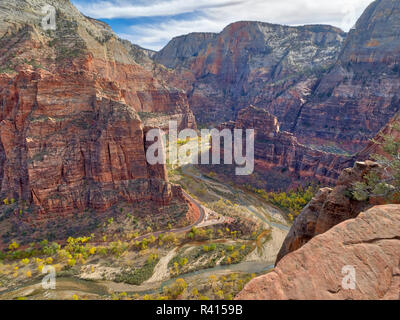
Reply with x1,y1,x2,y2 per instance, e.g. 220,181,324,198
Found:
353,124,400,203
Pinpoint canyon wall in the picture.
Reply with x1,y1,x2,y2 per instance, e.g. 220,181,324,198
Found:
294,0,400,153
0,0,194,218
155,0,400,154
154,22,345,128
211,106,354,191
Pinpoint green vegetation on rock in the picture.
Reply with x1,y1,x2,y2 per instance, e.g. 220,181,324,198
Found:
352,126,400,203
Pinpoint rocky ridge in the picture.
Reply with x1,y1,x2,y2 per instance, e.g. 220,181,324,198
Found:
154,0,400,154
236,204,400,300
154,22,345,127
213,105,354,190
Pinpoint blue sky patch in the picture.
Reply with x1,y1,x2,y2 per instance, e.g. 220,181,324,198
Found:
71,0,373,51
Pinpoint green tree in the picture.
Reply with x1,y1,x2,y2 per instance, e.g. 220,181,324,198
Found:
353,126,400,203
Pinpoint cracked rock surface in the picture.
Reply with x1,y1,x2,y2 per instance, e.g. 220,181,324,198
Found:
236,204,400,300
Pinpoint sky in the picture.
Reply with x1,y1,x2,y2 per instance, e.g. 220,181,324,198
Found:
71,0,374,51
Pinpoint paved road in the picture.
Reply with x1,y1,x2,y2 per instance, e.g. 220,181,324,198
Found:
181,165,290,232
130,191,206,242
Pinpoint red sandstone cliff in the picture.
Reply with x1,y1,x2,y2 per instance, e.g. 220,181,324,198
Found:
0,0,194,234
293,0,400,153
154,22,345,129
155,0,400,154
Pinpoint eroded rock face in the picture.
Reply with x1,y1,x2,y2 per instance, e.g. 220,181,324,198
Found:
276,160,380,263
294,0,400,153
236,204,400,300
155,0,400,154
357,112,400,160
154,22,345,126
213,106,354,191
0,0,193,217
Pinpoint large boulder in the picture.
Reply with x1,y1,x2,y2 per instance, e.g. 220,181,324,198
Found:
276,161,379,263
236,205,400,300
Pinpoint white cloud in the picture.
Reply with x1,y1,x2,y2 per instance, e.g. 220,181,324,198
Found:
75,0,374,50
75,0,244,19
121,18,224,50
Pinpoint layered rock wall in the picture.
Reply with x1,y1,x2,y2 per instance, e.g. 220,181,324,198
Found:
155,0,400,154
213,106,354,190
0,0,193,217
294,0,400,153
154,22,345,127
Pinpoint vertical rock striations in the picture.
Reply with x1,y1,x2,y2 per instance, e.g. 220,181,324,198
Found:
154,22,345,127
0,0,194,220
155,0,400,154
294,0,400,152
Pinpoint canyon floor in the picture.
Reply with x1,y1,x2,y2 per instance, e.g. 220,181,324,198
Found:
0,137,290,300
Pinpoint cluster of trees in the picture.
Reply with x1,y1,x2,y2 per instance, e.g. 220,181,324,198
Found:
142,278,189,300
187,226,214,241
221,244,250,265
0,235,127,280
163,278,188,299
247,185,317,221
0,228,182,279
134,236,156,251
202,244,217,252
2,198,15,205
0,231,173,285
0,240,69,281
0,239,63,260
204,273,256,300
169,242,251,278
157,233,179,247
187,225,243,244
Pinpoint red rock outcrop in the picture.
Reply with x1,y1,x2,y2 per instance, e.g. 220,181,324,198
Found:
155,0,400,154
276,161,380,263
236,204,400,300
211,106,354,191
275,107,400,263
0,0,194,223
